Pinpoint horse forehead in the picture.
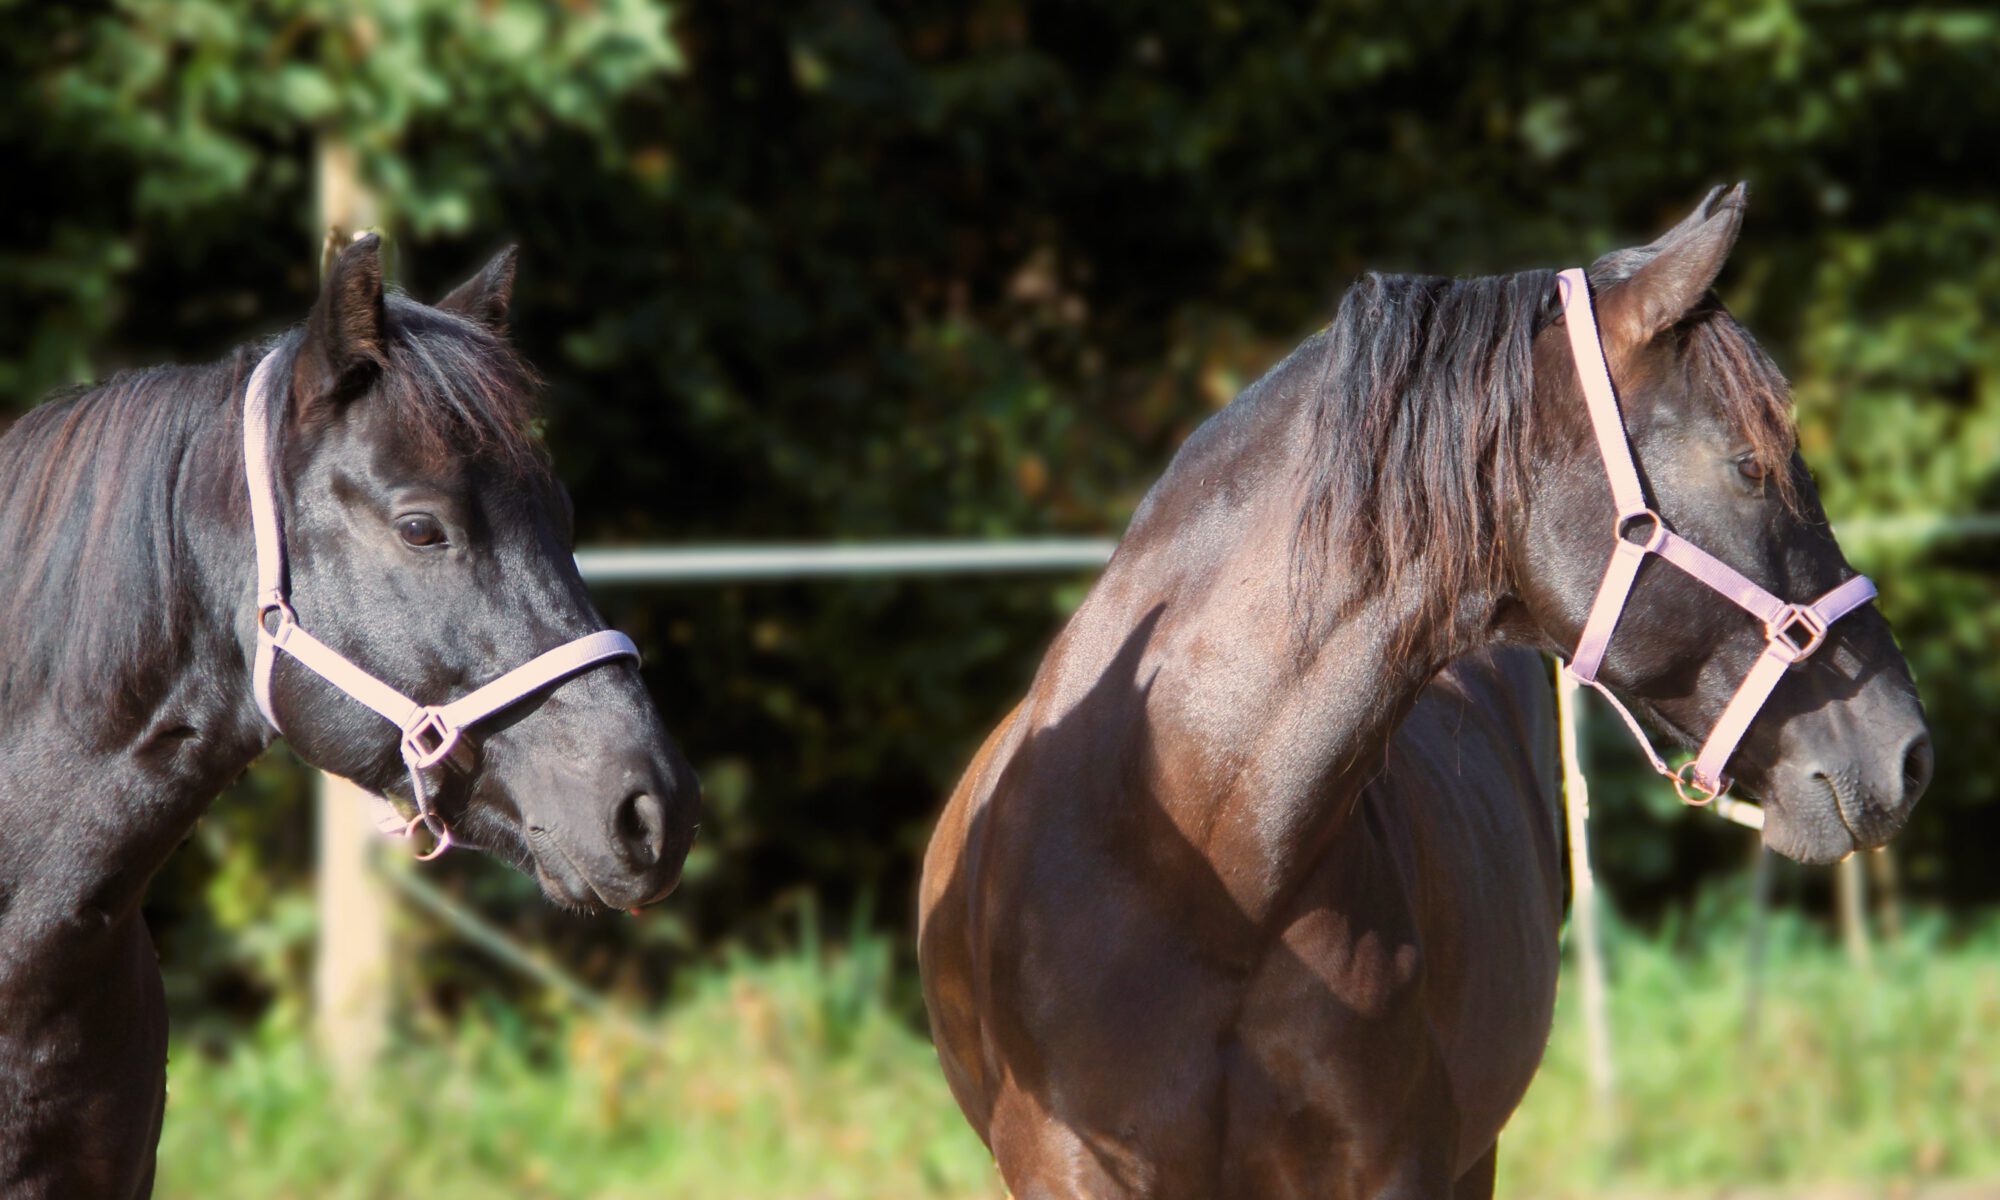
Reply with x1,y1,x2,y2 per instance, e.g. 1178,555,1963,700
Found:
1607,341,1733,444
312,400,473,491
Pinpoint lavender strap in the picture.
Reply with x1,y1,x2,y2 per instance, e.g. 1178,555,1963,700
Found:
241,348,640,856
1554,268,1878,804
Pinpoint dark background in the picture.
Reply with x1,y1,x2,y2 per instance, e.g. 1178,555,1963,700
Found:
4,0,1995,1027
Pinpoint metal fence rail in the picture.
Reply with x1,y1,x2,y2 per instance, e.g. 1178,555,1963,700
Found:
323,514,1996,1068
575,538,1116,584
572,514,1996,586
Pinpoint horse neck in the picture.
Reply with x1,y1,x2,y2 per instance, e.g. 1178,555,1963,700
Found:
1087,368,1505,924
1194,552,1491,922
0,350,272,930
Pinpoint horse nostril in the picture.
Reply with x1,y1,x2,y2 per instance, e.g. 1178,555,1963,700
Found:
614,790,668,870
1900,733,1935,803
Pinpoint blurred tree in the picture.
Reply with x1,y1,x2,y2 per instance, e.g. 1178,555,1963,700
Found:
2,0,1994,1022
0,0,676,396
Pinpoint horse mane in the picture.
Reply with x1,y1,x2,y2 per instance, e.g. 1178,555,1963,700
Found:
1291,269,1556,645
0,291,546,740
0,359,232,736
1290,263,1796,647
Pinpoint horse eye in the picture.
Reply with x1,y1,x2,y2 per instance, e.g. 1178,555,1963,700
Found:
397,514,448,548
1736,455,1768,483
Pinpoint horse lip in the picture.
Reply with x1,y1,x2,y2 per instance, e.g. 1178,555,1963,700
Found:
1827,769,1902,852
528,828,619,911
1803,768,1867,857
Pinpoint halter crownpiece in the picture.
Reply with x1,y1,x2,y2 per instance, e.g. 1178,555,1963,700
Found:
242,349,640,858
1554,268,1878,808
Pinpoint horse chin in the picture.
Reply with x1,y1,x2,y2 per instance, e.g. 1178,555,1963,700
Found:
1756,782,1858,866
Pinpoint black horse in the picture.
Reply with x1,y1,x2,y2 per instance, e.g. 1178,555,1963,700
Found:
920,186,1933,1197
0,237,700,1197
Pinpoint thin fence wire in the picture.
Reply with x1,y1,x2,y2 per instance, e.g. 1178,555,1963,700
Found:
572,513,1995,585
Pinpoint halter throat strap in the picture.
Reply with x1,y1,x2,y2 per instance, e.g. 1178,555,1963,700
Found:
1553,268,1876,802
241,349,639,856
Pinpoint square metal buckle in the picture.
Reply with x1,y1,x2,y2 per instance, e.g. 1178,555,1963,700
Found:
1766,604,1828,664
401,710,462,770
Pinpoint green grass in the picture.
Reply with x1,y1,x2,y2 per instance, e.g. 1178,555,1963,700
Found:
1500,910,2000,1198
157,941,1005,1200
157,912,2000,1199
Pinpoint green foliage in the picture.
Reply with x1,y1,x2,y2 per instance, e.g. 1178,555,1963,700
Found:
1796,198,2000,834
0,0,677,401
151,914,2000,1197
3,0,1996,1023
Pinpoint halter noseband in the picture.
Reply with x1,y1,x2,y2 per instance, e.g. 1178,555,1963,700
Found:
242,349,640,858
1555,268,1877,806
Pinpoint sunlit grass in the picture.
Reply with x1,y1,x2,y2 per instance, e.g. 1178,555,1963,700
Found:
157,911,2000,1198
157,937,1004,1200
1501,910,2000,1197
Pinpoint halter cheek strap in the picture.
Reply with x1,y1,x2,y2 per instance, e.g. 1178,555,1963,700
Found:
242,349,640,858
1554,269,1877,805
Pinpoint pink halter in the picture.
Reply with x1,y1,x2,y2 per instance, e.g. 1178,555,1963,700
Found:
242,349,640,858
1554,269,1877,805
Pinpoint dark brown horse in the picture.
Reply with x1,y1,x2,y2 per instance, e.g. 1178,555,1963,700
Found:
919,187,1932,1198
0,239,700,1197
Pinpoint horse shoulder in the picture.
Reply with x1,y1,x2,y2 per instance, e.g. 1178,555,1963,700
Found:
918,697,1032,1143
1382,650,1563,1169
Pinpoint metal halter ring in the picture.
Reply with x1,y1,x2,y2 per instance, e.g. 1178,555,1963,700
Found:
1672,761,1727,807
401,710,463,771
402,812,454,862
1766,603,1829,664
257,595,297,637
1615,508,1669,553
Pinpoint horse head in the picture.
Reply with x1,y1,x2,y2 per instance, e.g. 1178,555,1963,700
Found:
257,236,700,909
1512,186,1930,863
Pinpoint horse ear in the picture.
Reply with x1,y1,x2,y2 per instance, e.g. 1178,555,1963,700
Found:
1596,183,1747,350
437,245,518,334
299,232,388,395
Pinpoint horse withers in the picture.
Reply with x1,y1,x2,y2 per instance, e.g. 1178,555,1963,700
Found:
919,185,1931,1198
0,238,700,1197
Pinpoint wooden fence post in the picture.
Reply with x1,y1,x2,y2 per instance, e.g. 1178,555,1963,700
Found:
313,772,392,1077
1868,846,1903,944
1743,843,1774,1046
1556,662,1615,1109
1836,853,1873,970
311,131,393,1078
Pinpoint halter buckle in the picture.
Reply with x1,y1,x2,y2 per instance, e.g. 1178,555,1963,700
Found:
401,709,463,771
1615,508,1668,553
1672,761,1727,806
1766,604,1829,664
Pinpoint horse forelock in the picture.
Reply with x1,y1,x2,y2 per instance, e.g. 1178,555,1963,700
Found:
1676,311,1801,508
353,294,549,481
